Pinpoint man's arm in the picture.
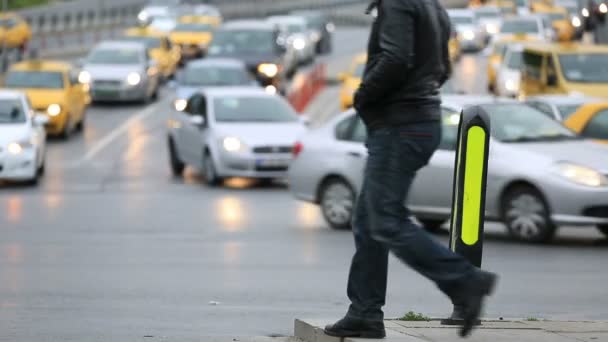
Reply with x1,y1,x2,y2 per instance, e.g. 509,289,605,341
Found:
354,0,415,110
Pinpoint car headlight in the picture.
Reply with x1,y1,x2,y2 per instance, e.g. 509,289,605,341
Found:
292,37,306,50
78,70,91,84
505,79,519,92
572,16,582,27
7,140,32,155
222,137,246,152
265,85,277,95
258,63,278,78
462,30,475,40
486,23,499,34
138,11,149,22
556,162,608,187
600,3,608,13
127,72,142,86
326,22,335,32
47,104,62,117
174,98,187,112
582,8,590,17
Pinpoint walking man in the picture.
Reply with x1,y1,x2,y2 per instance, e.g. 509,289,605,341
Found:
323,0,497,338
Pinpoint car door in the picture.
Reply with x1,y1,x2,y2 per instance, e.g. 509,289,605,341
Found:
408,108,459,218
332,115,368,193
181,93,208,166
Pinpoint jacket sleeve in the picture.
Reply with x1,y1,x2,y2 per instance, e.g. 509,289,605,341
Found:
355,0,415,110
438,6,452,86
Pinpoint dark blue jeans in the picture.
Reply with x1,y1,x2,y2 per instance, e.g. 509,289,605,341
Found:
345,121,476,322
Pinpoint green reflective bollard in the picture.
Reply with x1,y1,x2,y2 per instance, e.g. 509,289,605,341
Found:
441,106,491,326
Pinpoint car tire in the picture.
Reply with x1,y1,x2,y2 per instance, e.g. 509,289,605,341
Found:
59,114,72,140
502,185,557,243
152,86,159,101
76,112,85,132
597,225,608,238
418,218,445,233
168,137,185,177
203,151,222,187
319,177,355,230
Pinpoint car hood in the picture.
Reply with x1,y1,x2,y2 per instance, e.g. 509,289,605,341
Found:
213,122,306,147
207,51,278,68
84,64,143,81
506,139,608,173
9,88,66,110
0,124,29,145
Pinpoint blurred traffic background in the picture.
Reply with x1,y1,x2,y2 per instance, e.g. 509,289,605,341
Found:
1,0,608,339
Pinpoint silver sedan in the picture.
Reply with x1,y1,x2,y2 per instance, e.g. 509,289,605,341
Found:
79,41,161,103
167,87,307,186
288,96,608,243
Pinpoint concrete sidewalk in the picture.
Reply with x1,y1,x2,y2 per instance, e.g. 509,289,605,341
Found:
295,319,608,342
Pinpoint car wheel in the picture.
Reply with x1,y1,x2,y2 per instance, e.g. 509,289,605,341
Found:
152,86,159,101
597,225,608,238
203,151,222,186
418,218,445,233
59,114,71,140
502,186,557,243
168,137,185,177
76,112,85,132
319,178,355,229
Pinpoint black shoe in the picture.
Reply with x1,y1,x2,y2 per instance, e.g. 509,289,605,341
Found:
459,271,498,338
324,316,386,338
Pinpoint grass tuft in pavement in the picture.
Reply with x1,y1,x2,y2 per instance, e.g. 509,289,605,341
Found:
399,311,431,322
526,317,540,321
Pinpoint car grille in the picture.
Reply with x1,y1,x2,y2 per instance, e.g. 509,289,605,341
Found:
254,165,289,172
582,206,608,219
253,146,292,154
93,80,122,88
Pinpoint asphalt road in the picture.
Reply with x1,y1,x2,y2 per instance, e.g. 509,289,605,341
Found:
1,27,608,341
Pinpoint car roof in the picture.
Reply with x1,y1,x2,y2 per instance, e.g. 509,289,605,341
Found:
186,58,246,68
524,42,608,54
95,40,146,50
221,20,276,31
442,95,517,110
0,90,26,100
9,60,71,72
526,94,603,104
202,87,272,98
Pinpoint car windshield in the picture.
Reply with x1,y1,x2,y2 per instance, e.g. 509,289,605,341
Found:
475,9,500,18
121,36,162,49
88,48,142,64
506,51,523,69
451,16,475,25
548,12,567,21
0,17,17,28
173,23,213,32
556,104,583,119
181,66,251,86
150,17,176,32
208,29,275,55
5,71,64,89
479,103,577,142
0,99,25,124
213,96,298,123
501,20,539,33
353,62,365,78
516,0,527,6
558,53,608,83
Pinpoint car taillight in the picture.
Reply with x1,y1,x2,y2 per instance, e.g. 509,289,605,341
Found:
293,141,303,158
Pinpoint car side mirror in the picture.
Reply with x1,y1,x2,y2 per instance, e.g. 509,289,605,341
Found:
190,115,206,127
33,114,49,126
547,74,558,86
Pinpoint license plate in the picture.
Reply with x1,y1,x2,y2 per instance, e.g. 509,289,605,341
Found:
256,159,289,167
95,90,119,98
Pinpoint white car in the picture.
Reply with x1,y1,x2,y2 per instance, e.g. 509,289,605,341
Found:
267,15,316,65
448,9,487,51
167,87,307,185
0,90,48,184
496,44,524,97
137,0,179,23
474,6,503,41
496,16,554,43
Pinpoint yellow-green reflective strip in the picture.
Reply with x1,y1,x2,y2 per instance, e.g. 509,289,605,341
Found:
461,126,486,246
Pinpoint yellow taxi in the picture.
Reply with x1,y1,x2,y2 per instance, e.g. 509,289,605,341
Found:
123,26,181,79
534,6,576,41
179,14,222,28
520,43,608,99
4,60,88,138
0,13,31,49
530,0,555,12
564,103,608,143
169,22,214,61
338,53,366,111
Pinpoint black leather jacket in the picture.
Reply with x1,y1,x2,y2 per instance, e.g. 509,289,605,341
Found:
355,0,452,129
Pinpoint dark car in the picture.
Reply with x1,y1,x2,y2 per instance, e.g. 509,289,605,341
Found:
206,20,297,95
290,10,334,54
